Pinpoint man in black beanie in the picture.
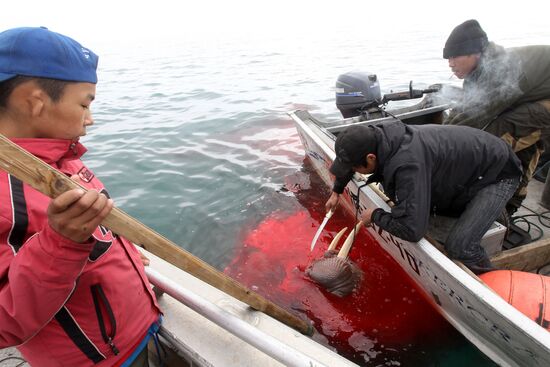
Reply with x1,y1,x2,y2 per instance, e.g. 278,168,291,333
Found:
442,19,550,215
443,19,488,77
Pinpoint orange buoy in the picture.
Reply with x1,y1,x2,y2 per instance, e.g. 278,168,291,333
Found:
480,270,550,330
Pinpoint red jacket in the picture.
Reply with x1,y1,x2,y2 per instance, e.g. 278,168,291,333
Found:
0,139,161,366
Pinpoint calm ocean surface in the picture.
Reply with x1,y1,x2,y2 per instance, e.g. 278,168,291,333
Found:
81,25,549,366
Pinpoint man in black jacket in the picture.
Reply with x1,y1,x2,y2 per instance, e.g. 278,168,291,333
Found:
442,19,550,214
325,120,522,274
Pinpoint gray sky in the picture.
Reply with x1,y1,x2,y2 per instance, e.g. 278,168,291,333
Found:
3,0,549,50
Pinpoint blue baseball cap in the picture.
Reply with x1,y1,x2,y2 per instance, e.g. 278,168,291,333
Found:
0,27,98,83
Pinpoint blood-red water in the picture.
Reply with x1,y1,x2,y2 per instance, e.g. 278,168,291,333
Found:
224,208,455,365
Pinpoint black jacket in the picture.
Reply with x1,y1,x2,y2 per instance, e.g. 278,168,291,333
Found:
333,121,522,242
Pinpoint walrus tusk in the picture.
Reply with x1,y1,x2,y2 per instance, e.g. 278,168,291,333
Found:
337,222,363,259
328,227,348,252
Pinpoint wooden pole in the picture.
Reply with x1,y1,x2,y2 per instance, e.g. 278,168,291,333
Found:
491,237,550,272
0,134,313,335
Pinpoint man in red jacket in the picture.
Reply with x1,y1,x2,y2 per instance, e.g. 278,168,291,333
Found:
0,27,161,366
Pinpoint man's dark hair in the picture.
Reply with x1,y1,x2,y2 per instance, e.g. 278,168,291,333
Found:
0,76,71,109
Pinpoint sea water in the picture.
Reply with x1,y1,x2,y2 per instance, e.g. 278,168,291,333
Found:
82,23,549,366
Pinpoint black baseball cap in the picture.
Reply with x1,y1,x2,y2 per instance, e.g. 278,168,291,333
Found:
330,125,377,177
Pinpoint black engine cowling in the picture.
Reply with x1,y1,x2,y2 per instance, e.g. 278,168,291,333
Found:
335,71,382,118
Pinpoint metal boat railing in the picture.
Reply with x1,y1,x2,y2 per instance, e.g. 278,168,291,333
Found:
145,267,331,367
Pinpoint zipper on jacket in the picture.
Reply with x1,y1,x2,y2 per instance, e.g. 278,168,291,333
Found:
70,142,78,155
91,284,120,356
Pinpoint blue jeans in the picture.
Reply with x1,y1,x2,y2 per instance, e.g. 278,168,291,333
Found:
444,177,519,270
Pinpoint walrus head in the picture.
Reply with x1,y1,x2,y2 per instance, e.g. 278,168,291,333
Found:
306,251,363,297
306,222,364,297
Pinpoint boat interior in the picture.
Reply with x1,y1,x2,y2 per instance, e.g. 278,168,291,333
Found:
298,98,550,279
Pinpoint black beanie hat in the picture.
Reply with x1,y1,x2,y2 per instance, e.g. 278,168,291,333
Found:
443,19,488,59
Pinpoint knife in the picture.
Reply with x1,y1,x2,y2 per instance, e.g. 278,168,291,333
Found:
310,209,334,251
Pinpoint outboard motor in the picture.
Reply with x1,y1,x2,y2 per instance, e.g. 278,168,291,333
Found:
335,71,382,118
336,72,441,119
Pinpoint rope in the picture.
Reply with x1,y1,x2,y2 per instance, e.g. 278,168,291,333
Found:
508,203,550,275
510,204,550,242
350,183,368,248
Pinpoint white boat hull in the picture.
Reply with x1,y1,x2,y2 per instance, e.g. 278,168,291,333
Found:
289,109,550,367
